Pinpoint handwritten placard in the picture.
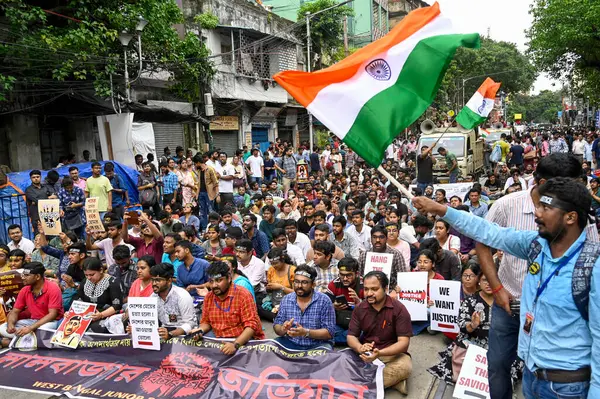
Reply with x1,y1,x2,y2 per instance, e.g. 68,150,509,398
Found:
128,297,160,351
38,199,62,235
85,197,105,232
430,280,461,333
454,344,491,399
364,252,393,281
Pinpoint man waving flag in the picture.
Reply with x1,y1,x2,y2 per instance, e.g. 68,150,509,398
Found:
456,77,502,129
273,2,479,167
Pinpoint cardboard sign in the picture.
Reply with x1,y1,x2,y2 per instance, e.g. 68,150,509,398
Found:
85,197,105,232
38,199,62,235
409,183,473,201
364,252,393,280
454,344,490,399
430,280,461,333
128,297,160,351
396,272,428,321
51,301,97,349
0,270,24,315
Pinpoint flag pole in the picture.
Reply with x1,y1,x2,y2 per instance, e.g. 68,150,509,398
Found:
377,165,414,200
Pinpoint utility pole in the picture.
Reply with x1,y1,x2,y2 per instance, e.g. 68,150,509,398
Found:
343,16,349,57
306,12,314,153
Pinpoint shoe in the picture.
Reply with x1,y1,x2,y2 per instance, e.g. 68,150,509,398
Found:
393,379,408,395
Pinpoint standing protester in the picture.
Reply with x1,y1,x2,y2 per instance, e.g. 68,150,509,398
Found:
160,161,179,207
276,147,297,194
193,153,219,232
58,177,86,237
437,147,459,183
138,161,161,216
85,162,113,218
245,148,264,185
104,162,129,220
68,166,87,191
214,151,235,209
416,144,436,193
25,169,57,233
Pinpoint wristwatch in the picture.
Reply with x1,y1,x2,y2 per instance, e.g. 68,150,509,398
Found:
304,329,310,338
234,342,241,350
167,331,173,340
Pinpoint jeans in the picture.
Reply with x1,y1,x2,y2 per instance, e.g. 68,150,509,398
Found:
275,336,333,351
523,367,589,399
198,191,212,232
333,325,348,344
417,182,431,194
449,170,459,183
0,319,60,338
488,303,520,399
250,177,262,185
219,193,234,210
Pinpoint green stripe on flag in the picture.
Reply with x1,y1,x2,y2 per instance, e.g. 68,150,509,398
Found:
455,106,487,130
343,33,480,167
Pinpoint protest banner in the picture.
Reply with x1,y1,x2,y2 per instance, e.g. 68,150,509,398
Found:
128,297,160,351
454,344,490,399
0,270,24,315
430,280,461,333
364,252,393,280
38,199,62,235
396,271,428,321
0,329,384,399
51,301,97,349
410,183,473,200
85,197,105,232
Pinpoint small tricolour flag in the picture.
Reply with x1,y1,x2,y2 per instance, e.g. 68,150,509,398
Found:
273,3,479,167
480,128,489,139
456,78,502,130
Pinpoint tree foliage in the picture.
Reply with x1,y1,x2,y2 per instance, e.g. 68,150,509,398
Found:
297,0,354,71
0,0,215,102
527,0,600,102
506,90,562,123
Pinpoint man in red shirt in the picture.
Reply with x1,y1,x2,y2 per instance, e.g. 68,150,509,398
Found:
0,262,64,347
191,261,264,355
122,211,164,264
326,257,364,343
347,271,412,395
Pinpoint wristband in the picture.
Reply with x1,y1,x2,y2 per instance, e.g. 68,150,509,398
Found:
491,284,504,294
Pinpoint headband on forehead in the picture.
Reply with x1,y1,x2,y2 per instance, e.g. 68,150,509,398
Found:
0,248,8,255
295,270,314,281
209,273,226,280
539,195,577,212
69,248,82,254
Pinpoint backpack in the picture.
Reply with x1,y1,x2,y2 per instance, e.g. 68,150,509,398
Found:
490,143,502,163
528,239,600,321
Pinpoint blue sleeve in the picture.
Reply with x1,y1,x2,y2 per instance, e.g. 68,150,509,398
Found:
443,207,537,261
191,216,200,232
42,245,63,260
175,265,185,287
273,298,287,327
321,296,337,339
590,261,600,397
259,233,270,257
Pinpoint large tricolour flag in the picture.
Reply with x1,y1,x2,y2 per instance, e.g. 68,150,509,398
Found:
456,77,502,130
273,2,479,167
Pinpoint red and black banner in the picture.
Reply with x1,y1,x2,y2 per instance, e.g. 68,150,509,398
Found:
0,329,383,399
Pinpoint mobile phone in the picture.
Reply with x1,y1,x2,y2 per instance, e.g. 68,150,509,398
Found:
185,330,204,340
335,295,348,304
127,211,140,225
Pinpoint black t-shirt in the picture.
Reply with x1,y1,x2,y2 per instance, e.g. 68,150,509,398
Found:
484,179,501,193
416,155,433,183
509,145,524,165
66,263,85,284
199,169,207,192
298,216,314,235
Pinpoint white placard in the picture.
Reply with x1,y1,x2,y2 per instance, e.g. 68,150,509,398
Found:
364,252,393,280
453,345,490,399
430,280,461,333
410,183,473,200
396,272,428,321
128,297,160,351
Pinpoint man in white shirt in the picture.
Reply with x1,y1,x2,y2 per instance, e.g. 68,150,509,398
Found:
245,149,264,185
572,133,585,163
320,145,331,171
234,238,267,293
346,211,372,252
205,150,219,170
214,151,236,210
7,224,35,255
283,219,313,261
265,229,306,269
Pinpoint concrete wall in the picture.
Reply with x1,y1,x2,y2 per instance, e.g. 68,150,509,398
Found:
4,114,42,171
68,118,96,162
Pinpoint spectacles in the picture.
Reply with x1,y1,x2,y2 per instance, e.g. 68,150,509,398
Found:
151,277,168,283
340,273,355,280
293,280,312,286
462,274,476,280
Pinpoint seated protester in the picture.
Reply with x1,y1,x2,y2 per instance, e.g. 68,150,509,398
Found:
86,221,129,268
0,245,9,272
219,208,242,231
314,224,345,260
234,239,267,297
401,215,434,267
265,229,306,268
75,258,123,333
385,222,411,269
242,213,270,259
261,247,296,321
219,255,256,302
62,242,88,308
158,210,180,236
312,241,339,294
410,249,445,335
419,238,461,281
233,185,251,208
222,227,243,256
109,245,137,295
308,210,330,240
326,257,364,344
329,216,360,259
0,262,63,347
284,219,313,261
434,219,461,256
259,205,279,242
129,255,156,298
179,203,200,231
449,196,463,208
347,271,412,395
146,262,197,339
206,212,221,234
201,224,226,261
358,226,409,290
449,205,476,264
7,224,35,254
297,201,315,235
35,228,77,280
31,233,60,275
179,226,206,259
273,264,336,351
161,233,184,280
123,211,165,265
429,270,522,385
7,249,26,270
191,262,264,352
174,241,209,297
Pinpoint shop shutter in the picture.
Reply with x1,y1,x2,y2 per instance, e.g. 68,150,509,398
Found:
152,123,184,155
211,130,239,156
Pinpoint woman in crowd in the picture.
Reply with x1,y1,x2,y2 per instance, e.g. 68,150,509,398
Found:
219,255,255,302
331,147,343,174
76,258,123,333
279,199,301,221
231,155,247,194
261,247,296,321
385,222,411,268
176,158,197,207
179,203,200,232
434,219,461,255
31,234,59,275
460,261,480,300
201,224,226,260
428,270,522,387
129,255,155,298
434,189,448,205
410,249,444,335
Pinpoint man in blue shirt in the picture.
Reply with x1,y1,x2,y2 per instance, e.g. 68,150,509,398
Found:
413,178,599,399
273,264,336,351
160,161,179,206
242,213,270,259
174,240,209,297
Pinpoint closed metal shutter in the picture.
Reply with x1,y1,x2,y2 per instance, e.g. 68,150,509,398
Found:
152,123,184,155
211,130,239,156
277,127,293,144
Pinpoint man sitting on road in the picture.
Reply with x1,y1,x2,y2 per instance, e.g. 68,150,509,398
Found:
312,240,339,294
358,226,408,291
174,240,209,297
273,264,336,351
326,257,364,344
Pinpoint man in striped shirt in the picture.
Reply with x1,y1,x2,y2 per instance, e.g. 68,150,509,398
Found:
478,153,599,399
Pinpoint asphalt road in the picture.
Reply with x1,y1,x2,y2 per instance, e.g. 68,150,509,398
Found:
0,324,524,399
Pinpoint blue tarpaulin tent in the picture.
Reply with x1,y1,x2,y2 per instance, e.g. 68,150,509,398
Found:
0,161,140,243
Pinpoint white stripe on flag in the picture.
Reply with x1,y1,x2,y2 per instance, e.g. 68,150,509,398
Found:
465,91,495,118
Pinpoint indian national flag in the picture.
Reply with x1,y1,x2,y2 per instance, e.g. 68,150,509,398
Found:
273,2,479,167
456,78,502,130
480,128,490,139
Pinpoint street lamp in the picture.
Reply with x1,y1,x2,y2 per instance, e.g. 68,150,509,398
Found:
119,16,148,103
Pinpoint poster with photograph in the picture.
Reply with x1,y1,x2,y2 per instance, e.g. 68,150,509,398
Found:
85,197,105,232
51,301,97,349
38,199,62,235
128,297,160,351
396,272,428,321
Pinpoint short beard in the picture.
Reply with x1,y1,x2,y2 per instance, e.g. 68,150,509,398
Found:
539,226,566,243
